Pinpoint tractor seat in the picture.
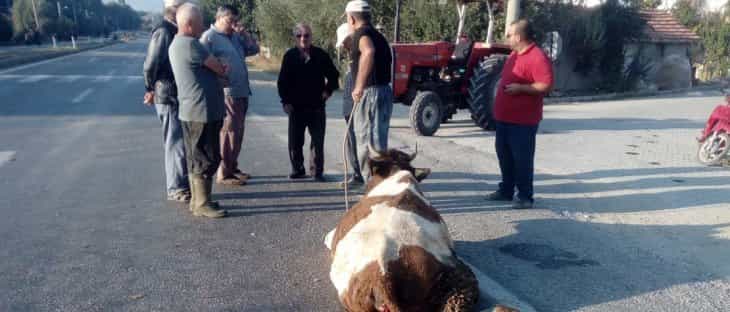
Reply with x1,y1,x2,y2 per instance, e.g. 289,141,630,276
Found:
450,39,474,66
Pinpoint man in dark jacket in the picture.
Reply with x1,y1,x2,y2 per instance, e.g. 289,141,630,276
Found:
277,23,339,182
143,0,189,202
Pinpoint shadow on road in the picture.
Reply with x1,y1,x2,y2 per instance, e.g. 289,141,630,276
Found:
455,219,730,311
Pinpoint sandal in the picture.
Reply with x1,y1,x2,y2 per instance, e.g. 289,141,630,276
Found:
216,176,246,185
167,190,191,202
233,169,251,181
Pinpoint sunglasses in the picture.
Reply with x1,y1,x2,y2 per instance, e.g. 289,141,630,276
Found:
295,33,311,39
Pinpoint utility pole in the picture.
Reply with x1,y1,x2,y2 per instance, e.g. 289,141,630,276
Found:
505,0,521,36
57,1,62,17
394,0,401,43
72,1,78,25
30,0,41,31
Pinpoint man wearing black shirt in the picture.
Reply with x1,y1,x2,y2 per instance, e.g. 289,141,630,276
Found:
345,0,394,181
277,23,340,181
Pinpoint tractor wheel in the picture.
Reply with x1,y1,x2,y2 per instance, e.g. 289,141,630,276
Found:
698,132,730,166
410,91,442,136
468,54,507,131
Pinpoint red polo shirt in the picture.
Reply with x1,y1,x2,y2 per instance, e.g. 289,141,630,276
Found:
493,43,554,126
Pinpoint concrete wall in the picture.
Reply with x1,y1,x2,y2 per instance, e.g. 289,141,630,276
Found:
625,42,693,90
550,42,694,93
551,51,602,94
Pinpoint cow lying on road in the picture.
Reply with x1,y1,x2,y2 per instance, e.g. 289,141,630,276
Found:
324,148,480,312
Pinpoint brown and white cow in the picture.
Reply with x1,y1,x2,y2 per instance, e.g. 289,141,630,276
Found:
324,148,479,312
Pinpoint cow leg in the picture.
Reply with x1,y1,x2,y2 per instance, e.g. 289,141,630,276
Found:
440,258,479,312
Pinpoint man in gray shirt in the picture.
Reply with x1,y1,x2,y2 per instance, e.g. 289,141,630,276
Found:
200,5,259,186
169,3,228,218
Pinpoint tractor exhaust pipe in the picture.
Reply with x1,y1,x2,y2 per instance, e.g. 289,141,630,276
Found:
486,0,495,45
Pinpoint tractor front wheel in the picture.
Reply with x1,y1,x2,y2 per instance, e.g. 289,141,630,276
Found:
410,91,442,136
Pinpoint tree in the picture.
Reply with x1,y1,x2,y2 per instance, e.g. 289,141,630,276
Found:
103,2,141,31
0,13,12,41
673,0,729,79
696,11,730,78
672,0,702,29
200,0,256,30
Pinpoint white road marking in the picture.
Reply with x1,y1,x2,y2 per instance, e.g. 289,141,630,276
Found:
60,75,83,83
95,75,113,82
19,75,50,83
0,74,141,81
72,88,93,103
0,151,16,168
0,52,80,74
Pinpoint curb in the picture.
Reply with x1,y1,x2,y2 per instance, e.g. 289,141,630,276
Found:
461,259,538,312
0,41,118,71
544,85,724,105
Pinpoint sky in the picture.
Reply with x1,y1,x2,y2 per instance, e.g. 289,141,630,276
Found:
122,0,727,13
124,0,163,13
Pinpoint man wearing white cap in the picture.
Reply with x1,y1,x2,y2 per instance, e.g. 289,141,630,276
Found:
344,0,394,181
143,0,190,203
335,23,363,188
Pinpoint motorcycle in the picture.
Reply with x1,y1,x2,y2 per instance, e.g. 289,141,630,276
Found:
697,93,730,166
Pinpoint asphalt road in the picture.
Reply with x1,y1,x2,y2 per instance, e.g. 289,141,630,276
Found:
0,41,346,311
1,40,728,312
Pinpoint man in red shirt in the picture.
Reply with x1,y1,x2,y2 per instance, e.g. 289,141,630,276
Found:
486,19,553,209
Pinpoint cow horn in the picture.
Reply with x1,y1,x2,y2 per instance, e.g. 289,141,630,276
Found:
368,142,384,160
408,143,418,161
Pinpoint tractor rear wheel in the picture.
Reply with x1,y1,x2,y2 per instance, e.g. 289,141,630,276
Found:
468,55,507,131
410,91,442,136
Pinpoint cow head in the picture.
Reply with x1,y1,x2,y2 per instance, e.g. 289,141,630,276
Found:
366,144,430,192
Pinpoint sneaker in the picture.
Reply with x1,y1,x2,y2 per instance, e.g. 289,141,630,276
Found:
340,176,364,188
216,176,246,185
167,190,191,202
513,200,534,209
233,169,251,181
313,174,329,182
289,171,308,179
485,191,513,201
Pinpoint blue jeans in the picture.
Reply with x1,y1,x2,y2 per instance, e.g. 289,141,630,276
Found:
495,121,538,202
353,85,393,180
155,104,189,195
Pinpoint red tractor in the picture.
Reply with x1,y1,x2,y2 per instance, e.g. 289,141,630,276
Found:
391,0,516,136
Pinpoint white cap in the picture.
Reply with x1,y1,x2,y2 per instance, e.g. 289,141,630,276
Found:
345,0,371,13
335,23,352,48
164,0,187,8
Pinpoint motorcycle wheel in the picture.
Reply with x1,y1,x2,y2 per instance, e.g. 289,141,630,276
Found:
697,132,730,166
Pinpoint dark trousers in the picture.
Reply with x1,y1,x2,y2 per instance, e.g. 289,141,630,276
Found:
495,121,538,202
288,108,326,176
182,120,223,178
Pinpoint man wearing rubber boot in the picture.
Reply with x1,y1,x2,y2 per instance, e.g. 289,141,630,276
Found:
169,3,229,218
485,19,553,210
